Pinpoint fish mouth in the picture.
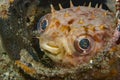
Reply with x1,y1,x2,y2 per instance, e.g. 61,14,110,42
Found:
40,42,60,55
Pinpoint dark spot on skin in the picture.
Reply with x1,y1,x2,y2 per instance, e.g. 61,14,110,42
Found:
68,19,74,24
93,34,102,42
55,21,60,27
67,26,71,32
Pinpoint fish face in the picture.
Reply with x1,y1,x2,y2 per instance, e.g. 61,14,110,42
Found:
37,6,115,67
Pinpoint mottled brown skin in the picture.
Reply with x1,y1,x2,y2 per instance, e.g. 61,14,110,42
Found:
38,6,115,67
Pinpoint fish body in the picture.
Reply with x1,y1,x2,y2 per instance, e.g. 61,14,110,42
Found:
38,5,115,67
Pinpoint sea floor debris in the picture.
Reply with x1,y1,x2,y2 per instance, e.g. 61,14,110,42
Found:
0,37,24,80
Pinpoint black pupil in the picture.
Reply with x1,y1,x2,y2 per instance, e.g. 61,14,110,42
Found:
79,38,90,49
41,20,47,30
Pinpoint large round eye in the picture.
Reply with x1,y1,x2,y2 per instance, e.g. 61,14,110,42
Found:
74,36,94,55
37,16,48,32
79,38,90,49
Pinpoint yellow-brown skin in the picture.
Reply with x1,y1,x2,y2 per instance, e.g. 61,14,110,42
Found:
38,6,115,67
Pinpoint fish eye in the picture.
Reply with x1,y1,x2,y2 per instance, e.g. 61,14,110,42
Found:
74,36,94,55
37,16,48,32
79,38,90,49
40,19,48,30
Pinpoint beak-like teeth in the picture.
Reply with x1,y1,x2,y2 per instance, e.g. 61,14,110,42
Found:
41,43,60,55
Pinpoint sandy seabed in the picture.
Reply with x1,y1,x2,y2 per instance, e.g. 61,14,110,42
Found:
0,37,25,80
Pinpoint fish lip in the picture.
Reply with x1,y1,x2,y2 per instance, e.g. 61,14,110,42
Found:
40,42,60,55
